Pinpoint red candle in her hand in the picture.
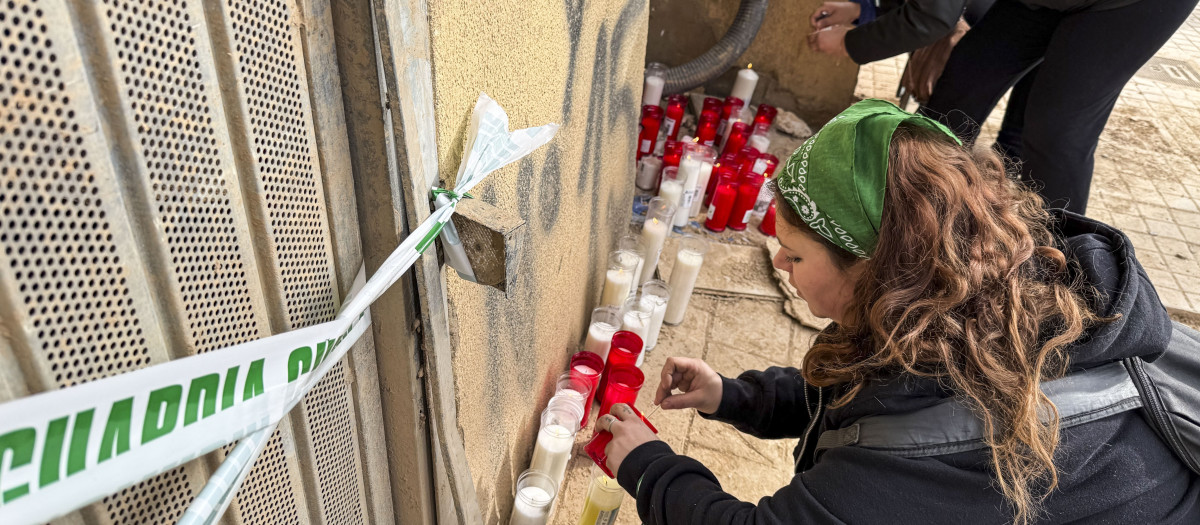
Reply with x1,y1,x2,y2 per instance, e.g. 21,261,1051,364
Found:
570,351,605,426
597,365,645,420
638,105,664,161
594,331,643,405
728,172,766,231
760,201,777,236
705,169,739,232
663,94,688,142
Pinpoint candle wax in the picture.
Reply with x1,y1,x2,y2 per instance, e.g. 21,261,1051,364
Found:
658,179,684,212
600,268,633,308
641,294,669,351
639,218,670,285
530,424,574,490
665,250,704,325
510,485,553,525
642,75,664,106
675,157,703,227
618,251,644,298
621,310,651,367
583,322,618,361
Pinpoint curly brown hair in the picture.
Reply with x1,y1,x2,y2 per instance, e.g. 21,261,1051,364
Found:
774,124,1105,524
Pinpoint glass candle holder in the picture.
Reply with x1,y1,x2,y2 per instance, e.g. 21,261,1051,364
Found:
637,105,664,161
583,306,621,360
635,156,663,191
617,235,645,296
717,96,745,141
510,469,556,525
748,133,770,154
705,168,739,232
529,403,581,491
753,104,778,135
620,296,653,367
696,109,719,148
663,93,688,142
597,365,646,420
579,466,624,525
556,371,592,411
585,403,658,479
570,351,604,425
599,250,638,308
705,154,737,208
640,280,671,352
595,331,643,405
760,200,777,237
690,147,717,218
639,197,676,285
728,171,767,231
657,166,684,215
642,62,667,106
665,235,709,325
750,153,780,217
721,121,751,158
674,144,705,229
702,96,722,115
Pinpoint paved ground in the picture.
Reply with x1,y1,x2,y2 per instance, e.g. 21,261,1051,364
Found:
856,9,1200,316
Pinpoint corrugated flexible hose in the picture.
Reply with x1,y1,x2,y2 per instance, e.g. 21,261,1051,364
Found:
664,0,769,94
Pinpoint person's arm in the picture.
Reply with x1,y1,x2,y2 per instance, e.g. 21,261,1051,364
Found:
616,442,842,524
700,366,819,439
843,0,967,64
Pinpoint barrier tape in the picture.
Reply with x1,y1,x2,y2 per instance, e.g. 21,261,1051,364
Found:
0,93,558,524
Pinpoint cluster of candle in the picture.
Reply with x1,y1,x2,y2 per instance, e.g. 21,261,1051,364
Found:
636,64,781,237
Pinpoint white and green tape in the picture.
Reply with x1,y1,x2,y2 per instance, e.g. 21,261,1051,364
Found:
0,93,558,525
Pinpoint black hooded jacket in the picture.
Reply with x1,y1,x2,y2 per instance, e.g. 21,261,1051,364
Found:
616,212,1200,523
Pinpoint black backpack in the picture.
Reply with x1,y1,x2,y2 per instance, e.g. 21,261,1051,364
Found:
814,320,1200,474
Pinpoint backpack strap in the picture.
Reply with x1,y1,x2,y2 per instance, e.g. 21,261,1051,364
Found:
815,361,1143,459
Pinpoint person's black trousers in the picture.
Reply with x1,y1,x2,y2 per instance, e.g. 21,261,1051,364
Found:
920,0,1198,214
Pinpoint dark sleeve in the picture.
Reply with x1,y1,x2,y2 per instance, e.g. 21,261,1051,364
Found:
616,441,842,524
697,366,815,439
843,0,968,64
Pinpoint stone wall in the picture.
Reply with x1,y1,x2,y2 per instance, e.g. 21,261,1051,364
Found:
647,0,860,125
426,0,647,521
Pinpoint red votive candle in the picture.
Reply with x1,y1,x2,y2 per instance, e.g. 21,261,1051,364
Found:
753,104,778,135
702,96,722,116
663,94,688,142
721,121,752,158
705,168,739,232
595,331,644,405
717,97,745,141
597,365,645,419
760,201,777,236
735,147,761,176
696,110,719,148
728,172,767,231
704,160,737,208
638,105,664,161
570,351,605,425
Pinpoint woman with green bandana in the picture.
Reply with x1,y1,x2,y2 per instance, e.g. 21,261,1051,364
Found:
596,100,1199,524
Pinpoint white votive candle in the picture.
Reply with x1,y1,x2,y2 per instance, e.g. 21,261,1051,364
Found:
643,75,665,107
635,156,663,191
600,250,637,308
616,240,644,298
621,299,652,367
510,470,556,525
731,67,759,105
665,237,708,325
658,177,684,212
640,280,671,351
640,200,674,284
748,134,770,153
690,161,715,217
675,156,703,228
583,321,618,361
530,424,574,489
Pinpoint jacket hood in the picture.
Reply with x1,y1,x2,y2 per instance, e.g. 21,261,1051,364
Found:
829,210,1173,424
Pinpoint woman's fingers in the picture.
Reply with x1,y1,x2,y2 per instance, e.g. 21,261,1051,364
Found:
660,388,709,411
655,359,679,405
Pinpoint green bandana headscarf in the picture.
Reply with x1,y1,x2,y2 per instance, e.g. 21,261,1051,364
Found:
774,99,960,258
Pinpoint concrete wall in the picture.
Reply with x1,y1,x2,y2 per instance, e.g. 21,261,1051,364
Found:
426,0,646,521
647,0,860,125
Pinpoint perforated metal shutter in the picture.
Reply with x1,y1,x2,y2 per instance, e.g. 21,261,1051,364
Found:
0,0,370,523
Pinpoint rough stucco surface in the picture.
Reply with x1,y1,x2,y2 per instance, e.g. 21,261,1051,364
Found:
647,0,859,125
427,0,646,522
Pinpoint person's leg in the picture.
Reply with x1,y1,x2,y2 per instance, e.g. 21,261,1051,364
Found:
993,67,1037,160
920,0,1062,145
1018,0,1199,214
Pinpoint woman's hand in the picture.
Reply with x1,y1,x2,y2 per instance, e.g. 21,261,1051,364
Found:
655,357,723,414
808,25,851,58
600,404,660,477
809,1,860,30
